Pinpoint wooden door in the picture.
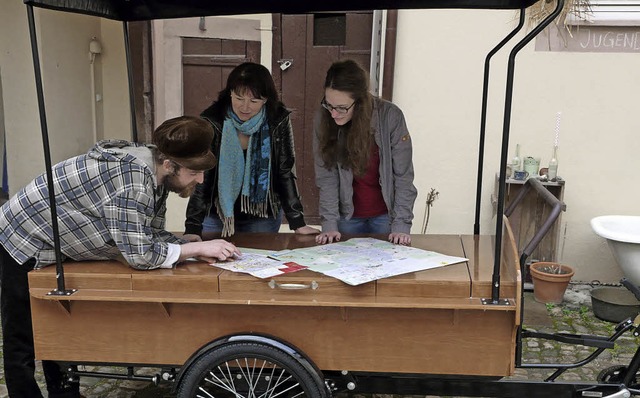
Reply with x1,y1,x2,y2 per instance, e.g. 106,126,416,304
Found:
272,13,373,225
182,38,260,117
128,21,153,143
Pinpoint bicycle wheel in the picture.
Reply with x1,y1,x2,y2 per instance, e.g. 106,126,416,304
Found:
177,341,327,398
597,364,639,387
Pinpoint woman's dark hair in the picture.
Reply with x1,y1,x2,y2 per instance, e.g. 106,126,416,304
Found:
318,59,373,176
212,62,283,122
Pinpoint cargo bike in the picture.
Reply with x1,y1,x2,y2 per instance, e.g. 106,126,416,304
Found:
21,0,640,397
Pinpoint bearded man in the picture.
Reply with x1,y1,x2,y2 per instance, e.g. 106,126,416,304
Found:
0,115,240,398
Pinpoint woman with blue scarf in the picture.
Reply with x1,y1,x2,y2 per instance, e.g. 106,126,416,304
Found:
184,62,319,238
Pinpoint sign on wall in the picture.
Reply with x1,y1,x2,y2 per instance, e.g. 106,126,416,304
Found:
536,23,640,53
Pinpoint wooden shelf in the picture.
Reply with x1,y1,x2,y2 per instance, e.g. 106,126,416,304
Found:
493,174,566,274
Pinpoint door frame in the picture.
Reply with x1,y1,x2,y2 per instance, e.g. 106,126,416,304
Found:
270,11,398,224
271,11,397,101
151,16,262,127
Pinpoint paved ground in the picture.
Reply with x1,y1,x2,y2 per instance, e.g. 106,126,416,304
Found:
0,283,638,397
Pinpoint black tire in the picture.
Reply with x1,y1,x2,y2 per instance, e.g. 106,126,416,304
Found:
597,364,638,387
177,341,326,398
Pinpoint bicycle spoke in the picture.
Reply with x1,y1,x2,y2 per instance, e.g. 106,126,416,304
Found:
190,350,312,398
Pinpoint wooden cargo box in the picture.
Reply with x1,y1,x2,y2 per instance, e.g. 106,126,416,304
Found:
29,219,520,377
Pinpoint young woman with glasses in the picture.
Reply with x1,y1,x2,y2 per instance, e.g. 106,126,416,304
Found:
314,59,417,245
184,62,320,238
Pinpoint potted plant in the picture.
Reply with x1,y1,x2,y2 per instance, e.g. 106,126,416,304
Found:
529,262,575,304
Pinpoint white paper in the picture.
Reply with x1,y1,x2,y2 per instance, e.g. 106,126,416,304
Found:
269,238,468,285
210,248,307,279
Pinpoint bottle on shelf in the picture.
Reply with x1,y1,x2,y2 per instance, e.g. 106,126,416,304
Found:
548,146,558,181
511,144,522,172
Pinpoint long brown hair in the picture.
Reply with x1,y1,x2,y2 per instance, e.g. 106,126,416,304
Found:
318,59,373,176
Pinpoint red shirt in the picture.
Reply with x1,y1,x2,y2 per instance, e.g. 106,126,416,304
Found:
352,144,388,218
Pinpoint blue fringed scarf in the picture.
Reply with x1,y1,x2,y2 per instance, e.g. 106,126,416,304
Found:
216,107,271,236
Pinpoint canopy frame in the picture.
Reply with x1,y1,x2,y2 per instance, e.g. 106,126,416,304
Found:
24,0,564,315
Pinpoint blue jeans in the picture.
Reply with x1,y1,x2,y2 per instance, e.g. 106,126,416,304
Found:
203,209,283,233
338,213,390,234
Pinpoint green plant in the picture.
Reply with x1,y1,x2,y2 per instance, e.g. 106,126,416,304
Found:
578,305,590,322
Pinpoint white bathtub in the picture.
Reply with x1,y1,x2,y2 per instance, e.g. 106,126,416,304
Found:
591,215,640,286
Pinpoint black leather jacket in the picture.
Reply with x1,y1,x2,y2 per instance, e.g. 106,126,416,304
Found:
184,102,307,236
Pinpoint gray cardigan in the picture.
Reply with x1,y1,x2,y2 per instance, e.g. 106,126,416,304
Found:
313,97,418,234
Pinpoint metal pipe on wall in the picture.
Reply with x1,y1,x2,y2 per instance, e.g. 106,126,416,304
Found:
89,37,102,143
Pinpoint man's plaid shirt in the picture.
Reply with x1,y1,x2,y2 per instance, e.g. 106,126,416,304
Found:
0,140,184,269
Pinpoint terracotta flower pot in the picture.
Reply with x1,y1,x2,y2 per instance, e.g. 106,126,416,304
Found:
530,262,575,304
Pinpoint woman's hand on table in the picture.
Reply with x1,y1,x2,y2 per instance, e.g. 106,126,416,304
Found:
315,231,341,244
389,232,411,245
295,225,321,235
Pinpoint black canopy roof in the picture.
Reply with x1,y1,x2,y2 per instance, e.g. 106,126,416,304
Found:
24,0,538,21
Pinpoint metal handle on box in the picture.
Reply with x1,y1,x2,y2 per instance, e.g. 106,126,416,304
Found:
268,280,318,290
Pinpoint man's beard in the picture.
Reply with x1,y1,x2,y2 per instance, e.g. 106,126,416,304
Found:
164,174,197,198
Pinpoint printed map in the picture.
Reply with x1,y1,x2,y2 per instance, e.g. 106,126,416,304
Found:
210,248,307,278
268,237,468,285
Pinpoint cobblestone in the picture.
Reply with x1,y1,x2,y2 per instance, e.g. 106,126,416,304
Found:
1,283,638,397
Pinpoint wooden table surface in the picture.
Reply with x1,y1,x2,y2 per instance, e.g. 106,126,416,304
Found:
29,233,519,307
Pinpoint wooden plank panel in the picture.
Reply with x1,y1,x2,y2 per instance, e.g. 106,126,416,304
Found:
30,287,516,310
463,221,519,298
30,299,516,376
31,290,510,314
228,232,298,250
377,235,471,298
28,261,133,290
504,216,522,324
218,269,375,298
502,217,521,288
131,262,221,293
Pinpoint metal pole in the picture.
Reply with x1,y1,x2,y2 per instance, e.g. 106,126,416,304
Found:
490,0,565,303
123,21,138,142
473,9,525,235
26,5,74,296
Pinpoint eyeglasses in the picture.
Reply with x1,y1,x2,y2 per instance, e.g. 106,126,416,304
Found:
321,98,356,114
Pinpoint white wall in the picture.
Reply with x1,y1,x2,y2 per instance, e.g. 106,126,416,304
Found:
395,10,509,235
100,20,131,140
1,1,45,190
3,3,639,283
39,11,102,159
394,9,640,282
1,2,131,192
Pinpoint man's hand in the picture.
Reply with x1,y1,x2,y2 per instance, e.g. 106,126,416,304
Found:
295,225,321,235
179,239,241,262
389,232,411,245
315,231,341,245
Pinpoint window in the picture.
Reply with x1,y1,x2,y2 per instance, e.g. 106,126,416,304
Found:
313,14,346,46
566,0,640,26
